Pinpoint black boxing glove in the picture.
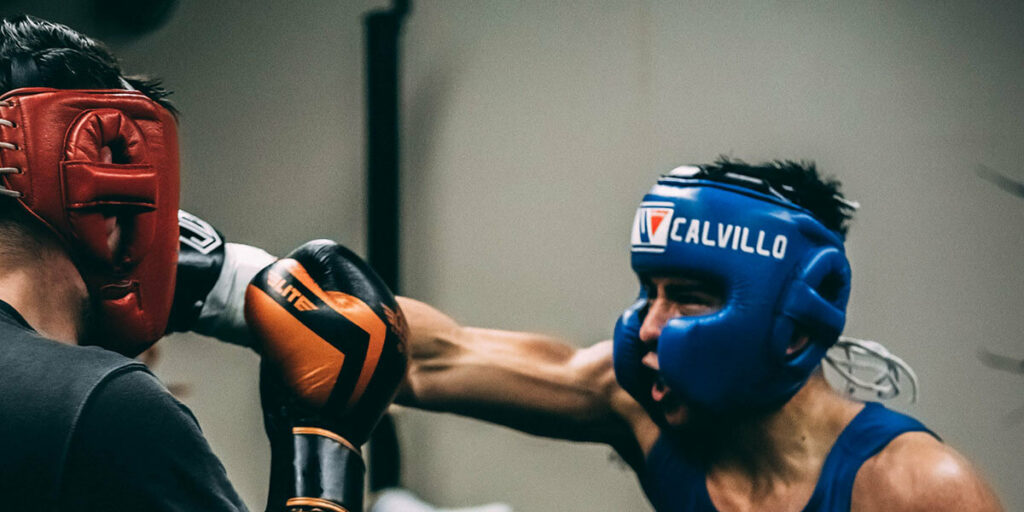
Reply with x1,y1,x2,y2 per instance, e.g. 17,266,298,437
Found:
169,210,275,346
245,240,408,512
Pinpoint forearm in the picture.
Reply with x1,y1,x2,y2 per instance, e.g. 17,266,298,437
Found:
395,297,633,445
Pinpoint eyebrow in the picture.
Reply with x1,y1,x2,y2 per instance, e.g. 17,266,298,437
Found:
643,275,708,287
645,275,726,302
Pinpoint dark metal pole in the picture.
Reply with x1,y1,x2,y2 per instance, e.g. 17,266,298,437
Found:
364,0,410,493
365,0,409,293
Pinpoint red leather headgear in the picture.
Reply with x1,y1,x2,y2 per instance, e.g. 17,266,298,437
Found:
0,88,180,356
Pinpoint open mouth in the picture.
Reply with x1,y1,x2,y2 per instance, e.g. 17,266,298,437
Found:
642,356,688,426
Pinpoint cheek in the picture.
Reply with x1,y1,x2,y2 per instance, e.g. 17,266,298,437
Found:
641,351,660,370
51,254,90,322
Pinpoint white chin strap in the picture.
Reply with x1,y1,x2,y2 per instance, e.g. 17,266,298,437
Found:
824,336,919,403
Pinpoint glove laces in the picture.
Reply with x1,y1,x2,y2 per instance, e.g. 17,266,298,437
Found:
824,336,919,403
0,100,22,198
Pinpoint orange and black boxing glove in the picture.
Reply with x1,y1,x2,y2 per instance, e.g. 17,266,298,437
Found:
244,240,408,512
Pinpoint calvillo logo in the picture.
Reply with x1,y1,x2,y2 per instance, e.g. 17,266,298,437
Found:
630,202,789,260
631,202,675,253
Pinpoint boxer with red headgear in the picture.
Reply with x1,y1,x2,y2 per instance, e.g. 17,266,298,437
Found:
0,15,407,511
0,15,252,510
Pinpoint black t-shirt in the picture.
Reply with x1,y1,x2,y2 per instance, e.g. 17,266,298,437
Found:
0,300,248,511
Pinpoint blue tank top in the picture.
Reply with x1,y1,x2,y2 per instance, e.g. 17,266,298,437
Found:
641,402,935,512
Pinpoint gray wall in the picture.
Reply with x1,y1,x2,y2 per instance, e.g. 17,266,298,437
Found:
5,1,1022,510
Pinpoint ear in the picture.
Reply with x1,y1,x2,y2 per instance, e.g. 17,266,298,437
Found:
786,333,811,356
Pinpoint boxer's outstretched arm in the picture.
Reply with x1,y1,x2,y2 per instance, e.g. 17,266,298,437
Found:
394,297,657,468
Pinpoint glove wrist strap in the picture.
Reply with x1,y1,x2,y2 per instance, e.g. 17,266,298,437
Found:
168,211,226,332
285,428,365,512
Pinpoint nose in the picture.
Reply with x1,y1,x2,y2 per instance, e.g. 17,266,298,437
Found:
638,298,671,345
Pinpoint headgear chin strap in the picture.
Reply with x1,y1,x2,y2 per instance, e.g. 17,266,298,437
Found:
613,166,852,416
0,87,180,356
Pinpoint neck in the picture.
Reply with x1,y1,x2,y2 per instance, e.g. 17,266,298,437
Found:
0,249,87,344
708,373,863,487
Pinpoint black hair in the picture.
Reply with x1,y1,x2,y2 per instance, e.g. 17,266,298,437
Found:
701,156,855,237
0,14,175,113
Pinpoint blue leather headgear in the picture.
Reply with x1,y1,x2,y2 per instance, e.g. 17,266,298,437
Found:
613,166,851,416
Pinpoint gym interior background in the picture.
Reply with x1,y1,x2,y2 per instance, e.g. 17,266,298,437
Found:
2,1,1022,510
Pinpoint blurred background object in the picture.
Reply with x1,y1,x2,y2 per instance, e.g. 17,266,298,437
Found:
92,0,178,41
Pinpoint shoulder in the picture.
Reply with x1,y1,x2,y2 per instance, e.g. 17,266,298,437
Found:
852,431,1003,512
63,368,247,510
0,338,143,437
71,367,204,456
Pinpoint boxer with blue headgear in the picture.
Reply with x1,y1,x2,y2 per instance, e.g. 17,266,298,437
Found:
198,157,1002,511
613,164,852,418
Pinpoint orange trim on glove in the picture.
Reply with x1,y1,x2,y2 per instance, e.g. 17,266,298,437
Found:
292,426,358,453
285,496,350,512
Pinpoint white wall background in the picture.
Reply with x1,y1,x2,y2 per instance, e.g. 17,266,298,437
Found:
4,1,1022,510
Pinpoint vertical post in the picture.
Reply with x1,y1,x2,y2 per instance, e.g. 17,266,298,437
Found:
364,0,410,493
365,0,409,293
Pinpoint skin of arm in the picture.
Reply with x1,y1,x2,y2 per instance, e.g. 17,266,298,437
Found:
394,297,659,470
852,432,1003,512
